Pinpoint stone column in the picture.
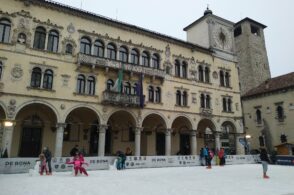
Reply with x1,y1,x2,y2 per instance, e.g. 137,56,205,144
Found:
54,123,66,157
236,135,246,155
190,130,197,155
135,127,143,156
2,122,15,157
98,125,108,156
215,131,221,151
165,129,172,156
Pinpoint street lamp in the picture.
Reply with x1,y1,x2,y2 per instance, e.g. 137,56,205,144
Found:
4,121,13,127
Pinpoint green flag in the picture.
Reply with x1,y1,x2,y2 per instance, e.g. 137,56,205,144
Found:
111,63,124,93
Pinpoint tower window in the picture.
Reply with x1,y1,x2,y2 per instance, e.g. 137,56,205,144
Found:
251,25,260,36
234,26,242,37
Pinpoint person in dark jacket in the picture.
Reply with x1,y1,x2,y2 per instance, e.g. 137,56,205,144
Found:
260,147,270,179
43,147,52,175
70,145,79,157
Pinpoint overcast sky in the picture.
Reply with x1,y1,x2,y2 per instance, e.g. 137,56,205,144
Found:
54,0,293,77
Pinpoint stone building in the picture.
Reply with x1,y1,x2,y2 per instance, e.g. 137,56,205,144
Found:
0,0,245,158
242,72,294,155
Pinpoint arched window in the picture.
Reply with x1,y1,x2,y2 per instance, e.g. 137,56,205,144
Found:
119,46,128,62
200,94,205,108
131,49,139,65
222,98,227,111
198,66,204,82
47,30,59,52
277,106,284,121
175,60,181,77
206,95,210,108
93,40,104,57
107,79,114,90
225,72,230,87
124,82,131,95
182,61,187,78
220,70,225,86
43,69,53,89
133,83,138,95
166,66,171,75
256,109,262,124
205,67,210,83
176,90,181,106
30,67,42,88
148,86,154,102
77,74,86,94
142,51,150,67
228,98,232,112
80,37,91,55
152,54,160,69
33,27,46,49
155,87,161,103
87,76,95,95
0,18,11,43
65,43,73,55
107,43,116,60
0,61,2,80
182,91,188,106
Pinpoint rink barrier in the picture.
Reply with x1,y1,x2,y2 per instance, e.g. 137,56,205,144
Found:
276,155,294,166
0,155,260,174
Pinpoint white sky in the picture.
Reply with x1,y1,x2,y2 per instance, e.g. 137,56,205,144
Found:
53,0,294,77
1,165,294,195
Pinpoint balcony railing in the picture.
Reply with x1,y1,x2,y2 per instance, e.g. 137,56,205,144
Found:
78,53,166,79
200,107,213,117
102,90,141,107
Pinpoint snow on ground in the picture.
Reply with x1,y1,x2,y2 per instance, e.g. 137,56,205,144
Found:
0,164,294,195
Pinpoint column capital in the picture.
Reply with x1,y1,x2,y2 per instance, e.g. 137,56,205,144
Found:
135,127,144,132
165,128,173,136
99,124,108,133
56,123,67,128
190,130,197,136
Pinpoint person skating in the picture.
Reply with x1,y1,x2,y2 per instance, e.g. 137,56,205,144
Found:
43,147,52,175
39,153,48,175
260,147,270,179
66,153,88,176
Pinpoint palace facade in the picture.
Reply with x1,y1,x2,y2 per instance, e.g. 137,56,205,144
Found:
0,0,245,157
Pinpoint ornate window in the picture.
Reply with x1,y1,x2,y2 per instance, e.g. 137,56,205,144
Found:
33,27,46,49
220,70,225,86
142,51,150,67
198,66,204,82
77,74,86,94
107,79,114,90
30,67,42,88
80,37,91,55
0,61,2,80
222,97,233,112
200,94,205,108
205,67,210,83
155,87,161,103
107,43,116,60
87,76,95,95
47,30,59,52
222,98,227,111
119,46,128,62
256,109,262,124
0,18,11,43
93,40,104,57
228,98,232,112
176,90,181,106
65,43,73,55
182,91,188,106
148,86,154,102
205,95,211,109
131,49,139,65
175,60,181,77
43,69,53,89
225,72,230,87
152,54,160,69
124,82,131,95
133,83,138,95
182,61,187,78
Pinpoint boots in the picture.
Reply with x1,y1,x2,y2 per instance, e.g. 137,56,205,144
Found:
263,173,269,179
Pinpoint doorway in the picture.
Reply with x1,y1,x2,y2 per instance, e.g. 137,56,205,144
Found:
156,132,165,155
19,127,42,157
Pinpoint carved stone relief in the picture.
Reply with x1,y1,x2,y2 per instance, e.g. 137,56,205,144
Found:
11,64,23,80
12,17,32,47
67,23,75,34
61,74,71,87
7,99,16,119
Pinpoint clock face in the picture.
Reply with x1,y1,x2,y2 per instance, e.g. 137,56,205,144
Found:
213,25,232,51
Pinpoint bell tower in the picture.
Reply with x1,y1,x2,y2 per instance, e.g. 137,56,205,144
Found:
234,18,271,95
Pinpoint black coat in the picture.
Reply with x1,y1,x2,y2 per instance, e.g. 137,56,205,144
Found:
44,150,52,162
260,149,270,162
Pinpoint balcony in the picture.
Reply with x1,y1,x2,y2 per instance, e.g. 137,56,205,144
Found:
78,53,166,79
200,108,213,117
102,90,141,107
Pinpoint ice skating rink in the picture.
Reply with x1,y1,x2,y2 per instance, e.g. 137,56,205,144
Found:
0,164,293,195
